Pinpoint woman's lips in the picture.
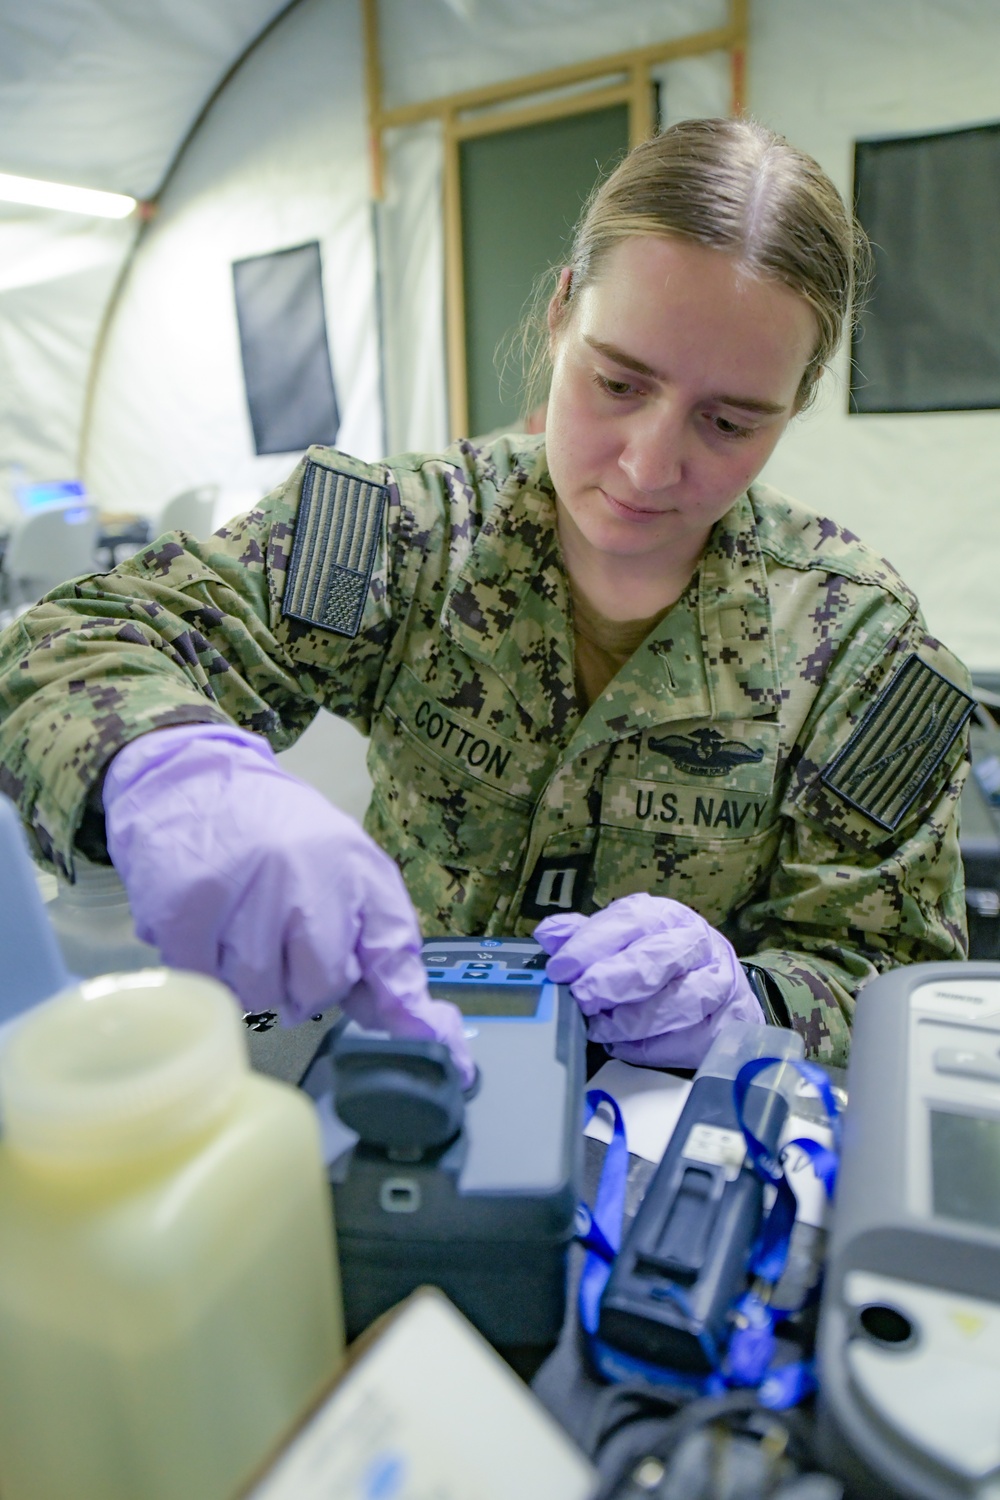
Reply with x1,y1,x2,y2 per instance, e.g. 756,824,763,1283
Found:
602,490,665,522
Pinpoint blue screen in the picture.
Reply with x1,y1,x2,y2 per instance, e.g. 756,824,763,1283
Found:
15,479,87,513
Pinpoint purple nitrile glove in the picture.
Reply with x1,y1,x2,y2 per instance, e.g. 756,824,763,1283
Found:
102,722,475,1087
534,892,764,1069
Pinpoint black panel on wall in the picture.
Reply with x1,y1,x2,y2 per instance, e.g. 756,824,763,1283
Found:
851,121,1000,414
233,241,340,455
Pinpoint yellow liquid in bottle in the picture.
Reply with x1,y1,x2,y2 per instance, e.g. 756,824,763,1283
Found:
0,973,345,1500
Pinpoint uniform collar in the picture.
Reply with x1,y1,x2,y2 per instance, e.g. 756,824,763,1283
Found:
569,492,781,753
441,459,579,742
695,489,782,719
442,472,780,747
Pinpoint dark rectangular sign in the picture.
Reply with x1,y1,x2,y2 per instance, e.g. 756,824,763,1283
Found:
233,240,340,455
851,121,1000,414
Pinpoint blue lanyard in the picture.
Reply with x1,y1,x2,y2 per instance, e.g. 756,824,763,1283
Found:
577,1061,840,1407
577,1090,722,1396
576,1090,629,1341
733,1056,840,1292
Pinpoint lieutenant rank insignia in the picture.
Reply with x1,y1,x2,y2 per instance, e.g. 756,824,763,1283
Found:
821,654,974,831
283,460,386,637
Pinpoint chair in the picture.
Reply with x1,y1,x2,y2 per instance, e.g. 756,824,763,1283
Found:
157,484,220,538
0,501,101,618
95,514,153,568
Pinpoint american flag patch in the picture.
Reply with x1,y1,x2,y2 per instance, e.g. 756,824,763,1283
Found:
821,655,974,831
282,460,386,637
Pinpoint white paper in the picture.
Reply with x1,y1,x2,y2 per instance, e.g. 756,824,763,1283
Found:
778,1119,836,1229
583,1058,836,1229
245,1289,597,1500
584,1058,692,1164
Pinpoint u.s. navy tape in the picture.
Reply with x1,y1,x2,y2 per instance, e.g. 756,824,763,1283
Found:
821,654,974,831
283,459,387,637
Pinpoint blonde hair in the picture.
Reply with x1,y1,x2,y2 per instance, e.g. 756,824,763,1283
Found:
525,116,871,415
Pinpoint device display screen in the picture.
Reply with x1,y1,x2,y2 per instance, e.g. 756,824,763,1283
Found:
427,981,541,1017
930,1109,1000,1229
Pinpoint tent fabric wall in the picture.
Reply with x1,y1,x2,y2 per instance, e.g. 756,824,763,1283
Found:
376,0,729,110
84,0,383,521
0,0,288,522
376,121,450,454
0,0,284,198
750,0,1000,673
0,212,134,527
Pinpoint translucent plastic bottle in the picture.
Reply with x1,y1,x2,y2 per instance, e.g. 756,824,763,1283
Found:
46,854,160,976
0,969,345,1500
0,793,72,1028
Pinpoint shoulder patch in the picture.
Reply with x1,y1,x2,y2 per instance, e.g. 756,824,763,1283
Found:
282,460,386,636
821,654,974,830
749,482,917,610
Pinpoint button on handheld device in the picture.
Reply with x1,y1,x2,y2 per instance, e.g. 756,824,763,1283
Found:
817,962,1000,1500
301,937,585,1352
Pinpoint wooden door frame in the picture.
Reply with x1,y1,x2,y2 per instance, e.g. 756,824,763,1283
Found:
362,1,749,439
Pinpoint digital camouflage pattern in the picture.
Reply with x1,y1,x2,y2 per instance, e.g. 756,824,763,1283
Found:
0,433,973,1066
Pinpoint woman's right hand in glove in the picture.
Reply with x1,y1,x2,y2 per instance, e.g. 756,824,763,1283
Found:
102,722,475,1086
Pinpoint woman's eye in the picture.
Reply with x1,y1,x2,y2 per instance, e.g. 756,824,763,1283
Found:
596,374,636,398
711,414,754,439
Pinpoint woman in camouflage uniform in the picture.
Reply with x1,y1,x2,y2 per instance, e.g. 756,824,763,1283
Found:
0,118,973,1074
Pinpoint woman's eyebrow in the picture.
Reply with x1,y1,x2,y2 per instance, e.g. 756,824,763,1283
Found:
712,393,788,415
586,335,661,379
584,336,788,415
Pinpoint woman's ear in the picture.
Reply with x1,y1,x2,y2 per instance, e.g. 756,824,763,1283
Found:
546,267,574,335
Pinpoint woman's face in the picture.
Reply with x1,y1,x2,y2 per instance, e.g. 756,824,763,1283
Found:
545,234,818,577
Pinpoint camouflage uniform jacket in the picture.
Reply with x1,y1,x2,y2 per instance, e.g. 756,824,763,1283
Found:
0,434,973,1065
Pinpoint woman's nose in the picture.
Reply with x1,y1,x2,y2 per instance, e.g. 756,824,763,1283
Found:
618,404,684,493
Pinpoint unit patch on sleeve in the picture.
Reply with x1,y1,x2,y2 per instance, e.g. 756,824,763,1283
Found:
282,459,386,636
821,654,975,831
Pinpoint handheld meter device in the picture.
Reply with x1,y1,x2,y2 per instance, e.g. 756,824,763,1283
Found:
301,937,586,1351
597,1023,805,1378
817,961,1000,1500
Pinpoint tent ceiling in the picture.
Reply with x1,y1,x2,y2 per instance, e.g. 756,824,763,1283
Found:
0,0,726,198
0,0,294,198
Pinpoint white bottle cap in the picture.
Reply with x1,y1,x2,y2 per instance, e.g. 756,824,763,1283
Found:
0,969,249,1166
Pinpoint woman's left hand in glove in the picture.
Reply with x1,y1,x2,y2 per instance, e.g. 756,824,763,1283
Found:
534,893,764,1069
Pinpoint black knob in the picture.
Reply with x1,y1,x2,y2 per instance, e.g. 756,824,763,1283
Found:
331,1034,466,1155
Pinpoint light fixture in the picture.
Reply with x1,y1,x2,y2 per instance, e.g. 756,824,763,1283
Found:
0,171,136,219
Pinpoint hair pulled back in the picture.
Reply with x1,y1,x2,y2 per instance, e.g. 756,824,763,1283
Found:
533,115,870,414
